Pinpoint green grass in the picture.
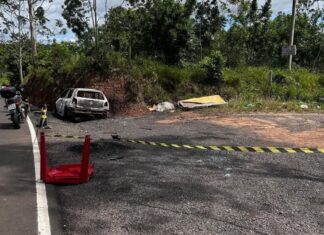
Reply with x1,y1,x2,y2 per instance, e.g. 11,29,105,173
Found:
197,98,324,114
223,67,324,102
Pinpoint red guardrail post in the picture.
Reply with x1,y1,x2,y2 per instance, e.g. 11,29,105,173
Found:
40,132,48,181
80,135,91,183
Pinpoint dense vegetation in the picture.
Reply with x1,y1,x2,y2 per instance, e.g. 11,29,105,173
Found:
0,0,323,111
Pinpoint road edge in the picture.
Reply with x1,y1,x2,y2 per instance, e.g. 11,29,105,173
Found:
26,116,52,235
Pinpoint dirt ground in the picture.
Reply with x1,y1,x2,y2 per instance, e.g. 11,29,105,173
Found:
158,112,324,148
32,111,324,235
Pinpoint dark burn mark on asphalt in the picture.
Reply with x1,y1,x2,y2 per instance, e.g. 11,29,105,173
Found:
66,140,134,155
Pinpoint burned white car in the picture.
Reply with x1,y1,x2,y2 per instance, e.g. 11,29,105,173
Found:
55,88,110,118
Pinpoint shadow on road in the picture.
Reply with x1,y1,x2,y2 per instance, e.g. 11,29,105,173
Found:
0,122,14,130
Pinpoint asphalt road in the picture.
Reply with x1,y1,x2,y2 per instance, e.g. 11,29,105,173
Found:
32,111,324,235
0,99,37,235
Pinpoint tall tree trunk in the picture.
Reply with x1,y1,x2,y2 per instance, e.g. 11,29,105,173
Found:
18,0,23,83
27,0,37,67
199,20,202,60
94,0,98,49
128,35,132,61
88,0,98,49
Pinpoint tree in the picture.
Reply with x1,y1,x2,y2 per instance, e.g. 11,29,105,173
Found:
18,0,23,82
222,0,273,66
62,0,99,49
26,0,55,67
103,7,142,60
27,0,37,66
102,0,197,64
194,0,226,59
0,0,27,83
134,0,196,64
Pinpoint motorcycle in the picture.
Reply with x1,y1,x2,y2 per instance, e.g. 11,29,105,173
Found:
1,87,29,129
6,96,25,129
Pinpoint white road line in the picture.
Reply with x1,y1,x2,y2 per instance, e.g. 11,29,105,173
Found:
27,116,52,235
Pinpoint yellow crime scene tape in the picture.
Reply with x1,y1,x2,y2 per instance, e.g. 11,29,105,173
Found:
45,133,324,154
122,138,324,154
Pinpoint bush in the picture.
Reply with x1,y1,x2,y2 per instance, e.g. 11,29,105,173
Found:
103,52,128,72
223,67,270,98
200,51,224,86
156,66,185,92
0,73,11,85
318,76,324,87
26,67,54,87
189,66,208,84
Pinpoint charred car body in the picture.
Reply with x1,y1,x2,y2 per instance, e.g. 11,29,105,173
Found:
55,88,110,119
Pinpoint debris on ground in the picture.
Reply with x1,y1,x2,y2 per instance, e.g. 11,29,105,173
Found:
224,167,232,177
149,101,175,112
178,95,227,109
300,104,309,109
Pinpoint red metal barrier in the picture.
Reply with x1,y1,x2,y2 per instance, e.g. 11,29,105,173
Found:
39,132,94,184
40,132,47,181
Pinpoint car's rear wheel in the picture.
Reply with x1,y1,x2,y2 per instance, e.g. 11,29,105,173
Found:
53,106,58,117
102,111,111,119
64,108,71,120
95,112,109,119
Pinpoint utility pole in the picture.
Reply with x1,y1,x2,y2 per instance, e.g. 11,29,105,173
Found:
289,0,298,71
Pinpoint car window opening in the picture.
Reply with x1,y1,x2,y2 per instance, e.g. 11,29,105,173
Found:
60,89,69,98
67,89,74,98
77,91,104,100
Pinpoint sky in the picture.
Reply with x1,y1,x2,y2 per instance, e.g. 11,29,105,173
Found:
2,0,323,42
41,0,123,42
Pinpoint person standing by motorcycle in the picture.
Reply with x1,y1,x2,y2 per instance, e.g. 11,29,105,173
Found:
17,85,30,118
14,91,26,120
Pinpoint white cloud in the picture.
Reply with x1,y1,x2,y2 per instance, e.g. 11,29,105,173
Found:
41,0,124,41
260,0,292,13
262,0,324,14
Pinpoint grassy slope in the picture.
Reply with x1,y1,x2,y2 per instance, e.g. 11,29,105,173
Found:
220,67,324,112
24,51,324,112
130,62,324,112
